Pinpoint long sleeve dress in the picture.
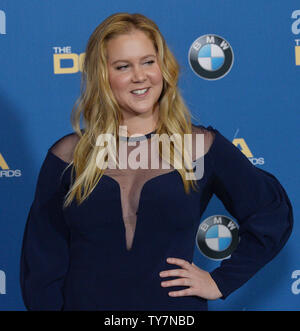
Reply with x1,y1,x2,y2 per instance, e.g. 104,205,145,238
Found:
19,125,293,311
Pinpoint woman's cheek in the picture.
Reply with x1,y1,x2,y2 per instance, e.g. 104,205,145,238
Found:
151,67,163,85
109,74,129,93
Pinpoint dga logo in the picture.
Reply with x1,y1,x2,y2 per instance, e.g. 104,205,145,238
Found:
0,270,6,294
232,129,265,166
196,215,239,260
53,46,85,74
0,153,22,178
188,34,234,80
0,10,6,35
291,10,300,65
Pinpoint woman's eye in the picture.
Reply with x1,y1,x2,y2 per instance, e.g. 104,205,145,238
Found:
116,65,129,70
116,60,154,70
144,60,155,65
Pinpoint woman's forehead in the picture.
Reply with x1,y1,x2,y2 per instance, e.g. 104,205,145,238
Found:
106,31,157,62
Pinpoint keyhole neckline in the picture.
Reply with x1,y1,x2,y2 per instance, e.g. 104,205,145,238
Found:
119,129,157,142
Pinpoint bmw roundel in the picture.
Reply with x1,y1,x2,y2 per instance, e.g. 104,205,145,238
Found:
188,34,234,80
196,215,239,260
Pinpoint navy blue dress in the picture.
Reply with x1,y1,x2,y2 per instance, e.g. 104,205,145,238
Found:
20,125,293,310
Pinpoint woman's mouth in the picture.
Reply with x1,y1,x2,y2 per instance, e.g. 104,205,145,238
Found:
130,87,150,97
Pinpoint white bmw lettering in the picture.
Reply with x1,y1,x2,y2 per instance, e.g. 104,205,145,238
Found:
200,222,209,232
206,36,215,44
192,41,202,51
227,220,237,230
219,40,230,50
213,216,222,224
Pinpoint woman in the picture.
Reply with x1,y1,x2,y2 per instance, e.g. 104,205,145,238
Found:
20,13,293,311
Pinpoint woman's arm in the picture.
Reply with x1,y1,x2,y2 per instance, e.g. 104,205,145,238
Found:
20,150,70,310
208,128,293,299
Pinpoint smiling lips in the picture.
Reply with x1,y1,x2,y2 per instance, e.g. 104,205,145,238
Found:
131,87,150,96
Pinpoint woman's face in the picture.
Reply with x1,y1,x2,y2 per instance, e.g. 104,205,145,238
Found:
106,29,163,119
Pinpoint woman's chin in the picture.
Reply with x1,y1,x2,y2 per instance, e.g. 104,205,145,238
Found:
122,107,157,117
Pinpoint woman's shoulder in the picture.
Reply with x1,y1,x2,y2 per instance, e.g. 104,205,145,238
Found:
48,132,81,164
191,123,217,135
191,123,218,157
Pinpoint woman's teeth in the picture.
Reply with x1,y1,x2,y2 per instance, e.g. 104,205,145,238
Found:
131,88,149,95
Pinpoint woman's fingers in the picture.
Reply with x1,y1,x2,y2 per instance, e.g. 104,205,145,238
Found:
161,277,192,288
168,288,195,297
166,257,193,270
159,268,189,278
159,257,223,300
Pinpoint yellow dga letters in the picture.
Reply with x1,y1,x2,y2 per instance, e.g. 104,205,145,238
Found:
53,53,86,74
296,46,300,65
232,138,253,158
0,153,9,170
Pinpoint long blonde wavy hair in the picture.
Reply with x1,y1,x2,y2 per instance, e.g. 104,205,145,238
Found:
63,12,200,208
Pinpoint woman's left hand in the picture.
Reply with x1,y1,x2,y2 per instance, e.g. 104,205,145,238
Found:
159,257,222,300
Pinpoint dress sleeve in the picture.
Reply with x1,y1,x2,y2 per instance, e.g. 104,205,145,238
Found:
207,127,293,299
20,150,70,310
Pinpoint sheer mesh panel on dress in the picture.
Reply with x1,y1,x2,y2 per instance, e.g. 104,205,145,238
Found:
50,125,215,251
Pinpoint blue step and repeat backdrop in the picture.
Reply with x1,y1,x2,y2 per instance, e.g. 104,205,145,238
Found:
0,0,299,310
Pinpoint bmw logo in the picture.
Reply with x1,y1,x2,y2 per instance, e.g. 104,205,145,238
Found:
196,215,239,260
188,34,234,80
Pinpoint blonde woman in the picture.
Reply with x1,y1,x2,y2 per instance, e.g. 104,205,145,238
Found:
20,13,293,311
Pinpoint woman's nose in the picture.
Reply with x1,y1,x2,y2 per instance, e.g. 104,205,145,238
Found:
132,65,146,82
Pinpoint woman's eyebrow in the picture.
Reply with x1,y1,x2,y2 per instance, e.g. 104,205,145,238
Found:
111,54,156,65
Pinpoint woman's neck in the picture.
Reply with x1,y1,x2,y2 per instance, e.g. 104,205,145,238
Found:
120,106,159,137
